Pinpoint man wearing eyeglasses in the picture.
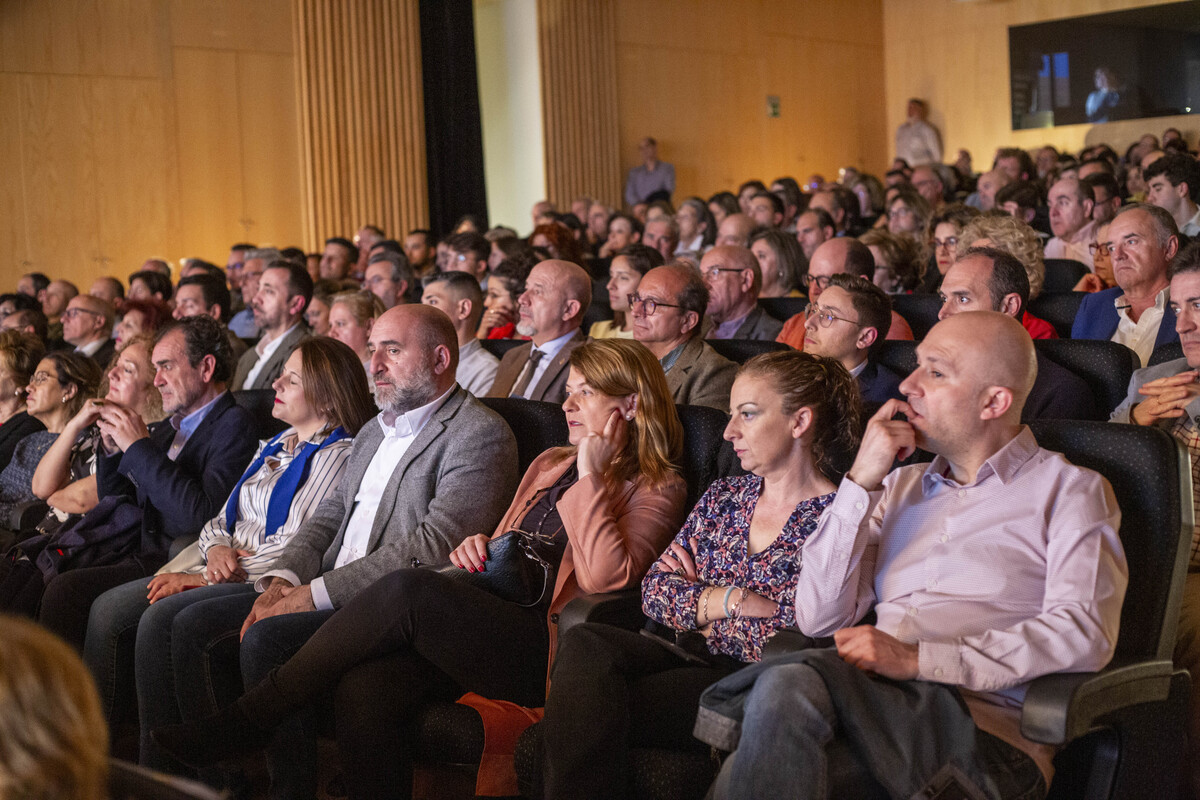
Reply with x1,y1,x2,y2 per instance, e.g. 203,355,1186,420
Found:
630,264,737,411
802,276,903,404
61,295,115,367
701,246,783,341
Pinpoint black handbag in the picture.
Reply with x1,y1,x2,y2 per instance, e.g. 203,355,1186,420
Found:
414,529,556,608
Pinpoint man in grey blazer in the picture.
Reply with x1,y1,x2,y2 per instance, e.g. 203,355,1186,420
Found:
634,263,738,411
488,259,591,404
231,260,311,391
166,304,519,795
702,245,784,341
1109,241,1200,793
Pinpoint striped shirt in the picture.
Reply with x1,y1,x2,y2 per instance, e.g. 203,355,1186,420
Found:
193,427,354,582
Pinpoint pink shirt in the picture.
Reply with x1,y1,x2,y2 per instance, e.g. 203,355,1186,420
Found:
796,427,1126,706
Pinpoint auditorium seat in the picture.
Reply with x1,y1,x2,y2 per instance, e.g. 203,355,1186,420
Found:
1035,339,1137,418
757,296,807,323
232,389,290,440
478,398,570,474
706,338,790,364
108,759,224,800
889,294,942,339
1149,341,1185,367
1028,291,1085,338
582,298,614,334
1042,258,1090,293
481,339,528,360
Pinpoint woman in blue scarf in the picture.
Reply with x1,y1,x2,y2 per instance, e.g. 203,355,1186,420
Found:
82,336,375,773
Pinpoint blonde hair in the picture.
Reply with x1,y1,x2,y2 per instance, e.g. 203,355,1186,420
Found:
331,290,386,326
0,615,108,800
98,334,166,423
568,339,682,489
957,212,1046,299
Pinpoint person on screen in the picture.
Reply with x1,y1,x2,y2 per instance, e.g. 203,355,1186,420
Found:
1086,67,1122,123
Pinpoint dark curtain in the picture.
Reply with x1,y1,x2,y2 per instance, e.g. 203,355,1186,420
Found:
419,0,488,238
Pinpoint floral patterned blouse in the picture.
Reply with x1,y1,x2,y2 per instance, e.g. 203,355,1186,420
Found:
641,475,835,663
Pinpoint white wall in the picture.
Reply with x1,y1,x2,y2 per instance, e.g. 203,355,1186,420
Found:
474,0,545,235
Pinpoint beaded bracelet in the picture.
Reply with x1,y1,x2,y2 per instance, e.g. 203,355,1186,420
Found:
722,586,735,617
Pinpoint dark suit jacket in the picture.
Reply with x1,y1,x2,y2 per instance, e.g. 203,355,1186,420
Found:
857,359,904,404
231,324,309,391
269,386,518,607
96,391,257,560
666,337,738,411
1071,286,1178,358
81,338,116,370
1023,352,1098,422
487,329,586,404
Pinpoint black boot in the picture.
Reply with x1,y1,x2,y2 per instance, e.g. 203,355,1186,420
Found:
151,670,298,768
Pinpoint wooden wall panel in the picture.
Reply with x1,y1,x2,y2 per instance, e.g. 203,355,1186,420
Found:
882,0,1198,164
293,0,428,248
19,75,101,279
0,74,30,276
172,48,247,259
612,0,886,204
238,52,304,249
537,0,622,209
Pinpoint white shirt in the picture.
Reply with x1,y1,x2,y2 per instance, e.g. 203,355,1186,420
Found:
243,322,300,389
457,338,499,396
1112,286,1169,367
512,328,577,397
306,385,454,609
1182,205,1200,238
75,337,106,357
894,118,942,165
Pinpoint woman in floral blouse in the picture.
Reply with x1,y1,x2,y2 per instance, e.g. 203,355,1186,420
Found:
537,349,862,798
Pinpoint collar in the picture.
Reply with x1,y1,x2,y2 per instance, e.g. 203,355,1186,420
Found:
659,339,690,372
531,328,578,362
75,337,106,357
459,338,483,357
1114,285,1170,313
848,358,869,378
920,426,1038,494
714,307,754,337
378,384,455,440
257,321,301,356
170,391,225,436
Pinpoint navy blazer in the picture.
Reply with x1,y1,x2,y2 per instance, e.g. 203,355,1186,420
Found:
96,391,257,560
1071,287,1178,355
857,359,904,404
1024,352,1098,422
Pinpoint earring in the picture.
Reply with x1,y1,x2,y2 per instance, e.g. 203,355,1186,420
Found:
625,413,634,420
61,396,67,404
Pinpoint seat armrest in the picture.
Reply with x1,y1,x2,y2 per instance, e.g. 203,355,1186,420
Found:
1020,660,1176,745
558,590,643,634
9,499,48,532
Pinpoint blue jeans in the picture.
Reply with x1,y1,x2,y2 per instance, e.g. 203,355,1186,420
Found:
709,660,1047,800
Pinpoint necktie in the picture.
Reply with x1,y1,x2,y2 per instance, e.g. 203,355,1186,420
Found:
509,348,545,399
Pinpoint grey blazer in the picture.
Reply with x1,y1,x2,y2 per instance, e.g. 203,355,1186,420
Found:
231,324,309,391
269,386,519,607
1111,357,1200,425
666,336,739,411
731,306,784,341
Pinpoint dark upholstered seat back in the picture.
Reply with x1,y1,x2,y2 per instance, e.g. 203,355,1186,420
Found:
1042,259,1090,293
232,389,290,441
1028,291,1085,338
1034,339,1138,418
890,294,942,339
706,338,790,364
478,398,569,474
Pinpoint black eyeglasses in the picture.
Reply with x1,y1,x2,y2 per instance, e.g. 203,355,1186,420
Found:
804,274,833,290
629,293,682,316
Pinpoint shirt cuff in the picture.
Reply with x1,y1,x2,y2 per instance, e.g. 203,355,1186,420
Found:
255,569,301,593
828,476,876,523
918,639,963,685
309,576,334,611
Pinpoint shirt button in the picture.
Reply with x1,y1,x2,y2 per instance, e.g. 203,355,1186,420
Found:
934,667,944,678
855,501,864,510
907,607,917,616
939,534,949,543
956,490,966,499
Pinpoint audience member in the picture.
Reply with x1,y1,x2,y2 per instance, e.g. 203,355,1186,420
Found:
750,229,806,298
152,304,518,796
715,213,756,248
538,349,860,797
995,180,1043,230
488,260,590,403
84,336,373,773
353,224,386,277
232,260,311,391
445,232,491,287
625,136,676,207
956,212,1047,301
18,272,49,300
0,331,46,471
674,197,715,260
794,208,835,261
127,270,171,305
1,308,49,339
305,280,339,337
88,276,124,312
173,275,244,358
803,275,903,403
154,338,688,800
939,247,1096,421
1084,172,1122,225
1045,176,1097,269
631,263,737,410
114,298,171,348
699,311,1125,800
1077,221,1118,294
599,213,643,259
228,247,276,339
25,317,258,648
591,245,664,340
404,229,436,280
920,203,980,294
41,279,78,340
748,191,785,229
61,295,115,367
708,192,740,226
0,351,100,527
885,188,931,243
894,98,942,166
1072,203,1180,366
643,217,680,263
1144,153,1200,237
910,164,945,209
859,228,924,294
0,615,109,800
702,246,783,340
478,258,530,340
421,271,499,395
364,251,412,309
967,168,1011,212
320,237,358,281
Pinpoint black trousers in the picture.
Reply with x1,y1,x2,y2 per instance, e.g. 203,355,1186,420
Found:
540,622,740,800
241,567,550,800
38,557,159,650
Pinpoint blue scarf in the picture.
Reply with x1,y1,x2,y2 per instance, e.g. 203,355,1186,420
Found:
223,426,350,539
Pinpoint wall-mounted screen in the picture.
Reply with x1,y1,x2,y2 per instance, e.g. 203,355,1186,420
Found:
1009,1,1200,130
